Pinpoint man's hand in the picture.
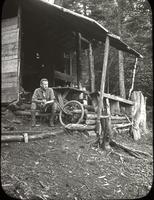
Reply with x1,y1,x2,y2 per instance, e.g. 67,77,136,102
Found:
45,100,54,105
41,99,54,106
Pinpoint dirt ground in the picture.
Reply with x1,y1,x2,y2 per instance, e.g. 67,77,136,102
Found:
1,109,153,200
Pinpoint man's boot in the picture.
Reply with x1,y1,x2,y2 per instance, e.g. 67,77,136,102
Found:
49,114,54,127
49,112,55,127
49,103,57,127
31,110,36,127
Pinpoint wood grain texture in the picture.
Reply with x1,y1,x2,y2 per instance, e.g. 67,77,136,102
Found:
2,87,19,103
2,42,18,58
1,16,19,103
2,59,18,73
2,17,18,29
2,29,19,45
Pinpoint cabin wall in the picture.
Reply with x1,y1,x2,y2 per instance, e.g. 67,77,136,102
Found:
2,16,20,103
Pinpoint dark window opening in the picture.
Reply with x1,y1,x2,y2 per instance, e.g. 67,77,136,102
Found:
20,7,73,93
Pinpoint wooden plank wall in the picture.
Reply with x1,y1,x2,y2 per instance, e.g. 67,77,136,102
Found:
1,17,19,103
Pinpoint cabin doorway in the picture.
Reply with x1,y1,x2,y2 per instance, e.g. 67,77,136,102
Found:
20,5,74,93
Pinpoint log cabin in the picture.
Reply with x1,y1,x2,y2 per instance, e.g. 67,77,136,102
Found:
2,0,142,105
2,0,146,141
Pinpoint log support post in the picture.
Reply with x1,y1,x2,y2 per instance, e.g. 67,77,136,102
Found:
18,2,22,101
96,35,110,138
88,43,95,92
128,58,138,99
76,33,82,88
100,98,112,149
119,50,126,98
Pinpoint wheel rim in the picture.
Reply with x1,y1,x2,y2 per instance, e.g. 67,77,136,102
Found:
59,100,84,127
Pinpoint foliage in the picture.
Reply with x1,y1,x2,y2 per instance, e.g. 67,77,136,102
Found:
63,0,152,105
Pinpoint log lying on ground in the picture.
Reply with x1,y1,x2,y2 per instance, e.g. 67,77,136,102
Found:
64,124,96,130
1,130,64,143
2,130,50,135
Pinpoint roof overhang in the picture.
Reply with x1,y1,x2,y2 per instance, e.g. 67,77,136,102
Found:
21,0,143,58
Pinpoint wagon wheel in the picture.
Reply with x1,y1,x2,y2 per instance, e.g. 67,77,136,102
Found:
59,100,84,126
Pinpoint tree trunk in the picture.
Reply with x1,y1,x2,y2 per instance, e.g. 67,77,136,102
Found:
88,43,95,92
2,130,63,143
119,51,126,98
116,0,126,98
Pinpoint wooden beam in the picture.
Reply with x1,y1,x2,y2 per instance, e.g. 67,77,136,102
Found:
103,93,134,105
97,35,110,135
88,43,95,92
91,92,134,105
76,33,82,88
54,70,74,82
81,36,90,44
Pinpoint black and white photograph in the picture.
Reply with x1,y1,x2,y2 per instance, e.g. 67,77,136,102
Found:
1,0,153,199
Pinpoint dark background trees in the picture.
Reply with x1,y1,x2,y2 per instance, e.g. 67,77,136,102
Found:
62,0,152,105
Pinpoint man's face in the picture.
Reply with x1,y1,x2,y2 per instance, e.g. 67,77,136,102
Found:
41,81,48,90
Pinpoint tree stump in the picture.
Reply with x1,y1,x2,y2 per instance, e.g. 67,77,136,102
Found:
131,91,147,140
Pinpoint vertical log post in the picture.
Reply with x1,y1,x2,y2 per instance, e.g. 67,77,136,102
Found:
116,0,126,99
17,2,22,100
96,36,110,137
102,98,112,149
88,43,95,92
128,58,138,99
76,33,82,88
119,50,126,98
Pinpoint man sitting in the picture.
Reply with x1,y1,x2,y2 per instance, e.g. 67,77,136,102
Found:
31,78,57,127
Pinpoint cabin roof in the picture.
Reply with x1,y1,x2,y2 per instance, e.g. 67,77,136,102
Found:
22,0,142,58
